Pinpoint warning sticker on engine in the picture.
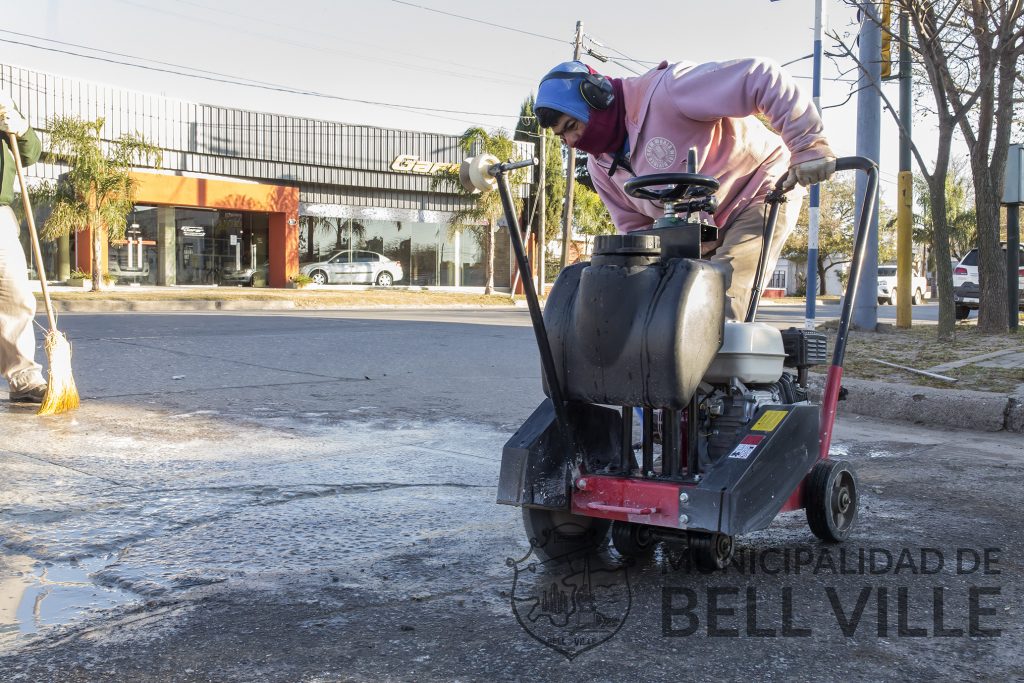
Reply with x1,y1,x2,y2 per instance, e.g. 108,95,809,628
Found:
728,443,757,459
728,434,764,459
751,410,787,432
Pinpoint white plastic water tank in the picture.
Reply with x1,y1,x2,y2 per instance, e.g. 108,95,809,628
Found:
702,321,786,384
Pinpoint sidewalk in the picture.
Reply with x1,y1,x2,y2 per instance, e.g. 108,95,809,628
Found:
29,282,1024,434
31,282,522,312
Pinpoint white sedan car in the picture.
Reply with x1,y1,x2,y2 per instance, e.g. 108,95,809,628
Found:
299,250,404,286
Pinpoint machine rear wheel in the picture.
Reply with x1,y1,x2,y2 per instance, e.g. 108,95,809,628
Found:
522,507,610,563
611,521,656,558
805,459,858,542
955,305,971,320
688,532,734,571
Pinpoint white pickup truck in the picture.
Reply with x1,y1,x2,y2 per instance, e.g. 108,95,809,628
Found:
877,265,928,306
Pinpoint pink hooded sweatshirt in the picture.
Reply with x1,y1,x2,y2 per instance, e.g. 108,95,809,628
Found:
587,58,834,234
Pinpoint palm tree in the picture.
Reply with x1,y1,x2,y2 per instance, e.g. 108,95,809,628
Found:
913,160,977,264
434,127,525,294
42,116,160,291
300,215,335,262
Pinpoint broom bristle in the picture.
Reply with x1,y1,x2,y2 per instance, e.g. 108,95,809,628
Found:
38,330,80,416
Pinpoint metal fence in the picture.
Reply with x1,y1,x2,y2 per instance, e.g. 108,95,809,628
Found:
1,63,533,213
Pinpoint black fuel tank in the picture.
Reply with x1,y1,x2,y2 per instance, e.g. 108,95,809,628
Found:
543,233,726,409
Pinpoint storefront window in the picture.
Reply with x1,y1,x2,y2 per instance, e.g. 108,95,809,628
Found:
299,217,349,263
215,211,269,287
116,206,269,287
115,207,159,284
174,208,217,284
296,214,511,289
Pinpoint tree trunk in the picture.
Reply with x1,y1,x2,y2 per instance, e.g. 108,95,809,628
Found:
926,174,956,342
484,221,495,295
91,222,103,292
817,258,827,296
972,164,1008,333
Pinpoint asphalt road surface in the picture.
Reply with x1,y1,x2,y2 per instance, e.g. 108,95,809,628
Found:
1,310,1019,682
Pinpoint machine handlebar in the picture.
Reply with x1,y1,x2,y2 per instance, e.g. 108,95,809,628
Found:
771,155,877,194
489,157,539,174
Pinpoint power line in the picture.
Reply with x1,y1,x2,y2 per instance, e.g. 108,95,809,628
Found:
582,32,658,70
0,37,528,123
0,29,295,91
3,72,499,132
115,0,533,86
390,1,568,44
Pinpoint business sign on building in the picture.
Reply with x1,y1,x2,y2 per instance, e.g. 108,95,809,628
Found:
390,154,460,175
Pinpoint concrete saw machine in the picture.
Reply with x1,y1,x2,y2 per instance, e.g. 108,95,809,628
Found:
473,152,877,569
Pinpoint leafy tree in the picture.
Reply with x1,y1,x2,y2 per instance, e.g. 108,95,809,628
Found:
784,177,859,295
573,182,615,250
433,127,524,294
837,1,1023,336
42,116,160,291
515,95,566,252
785,178,897,295
913,158,977,263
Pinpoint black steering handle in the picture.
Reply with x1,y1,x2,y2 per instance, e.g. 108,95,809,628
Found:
623,172,720,202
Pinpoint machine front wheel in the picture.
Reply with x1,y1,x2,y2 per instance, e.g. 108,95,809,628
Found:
805,459,859,542
522,507,610,563
688,532,734,571
610,521,656,558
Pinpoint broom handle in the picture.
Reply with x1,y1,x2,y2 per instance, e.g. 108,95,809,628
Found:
8,132,58,332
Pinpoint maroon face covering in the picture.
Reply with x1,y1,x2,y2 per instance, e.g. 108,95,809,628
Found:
573,78,627,156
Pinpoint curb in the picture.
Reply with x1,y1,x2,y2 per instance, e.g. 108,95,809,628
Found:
47,300,527,313
807,374,1023,433
52,300,299,312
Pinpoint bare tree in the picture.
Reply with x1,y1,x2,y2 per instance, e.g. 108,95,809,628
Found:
835,1,1023,337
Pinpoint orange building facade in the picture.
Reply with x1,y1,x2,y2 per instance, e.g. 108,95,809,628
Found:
74,172,299,288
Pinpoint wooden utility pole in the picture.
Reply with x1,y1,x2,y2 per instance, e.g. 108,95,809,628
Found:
559,20,583,270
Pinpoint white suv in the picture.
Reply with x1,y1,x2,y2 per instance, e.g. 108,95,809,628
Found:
876,265,928,306
952,245,1024,320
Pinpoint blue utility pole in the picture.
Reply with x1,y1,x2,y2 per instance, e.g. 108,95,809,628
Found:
806,0,825,329
853,3,881,331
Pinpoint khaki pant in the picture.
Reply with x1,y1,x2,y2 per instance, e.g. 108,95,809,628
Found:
0,205,43,390
708,188,805,319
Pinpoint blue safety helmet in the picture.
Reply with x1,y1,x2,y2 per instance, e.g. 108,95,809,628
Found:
536,61,599,124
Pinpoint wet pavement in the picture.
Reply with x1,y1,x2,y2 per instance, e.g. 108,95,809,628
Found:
1,311,1022,681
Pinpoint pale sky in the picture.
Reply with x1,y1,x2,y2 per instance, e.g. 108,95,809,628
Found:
1,0,954,204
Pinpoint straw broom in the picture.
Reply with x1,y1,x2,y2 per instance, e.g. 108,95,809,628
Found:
8,132,79,415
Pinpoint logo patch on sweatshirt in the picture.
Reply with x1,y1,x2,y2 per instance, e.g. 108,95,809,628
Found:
644,137,677,169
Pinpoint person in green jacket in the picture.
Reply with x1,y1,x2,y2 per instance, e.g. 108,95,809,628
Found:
0,90,46,402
